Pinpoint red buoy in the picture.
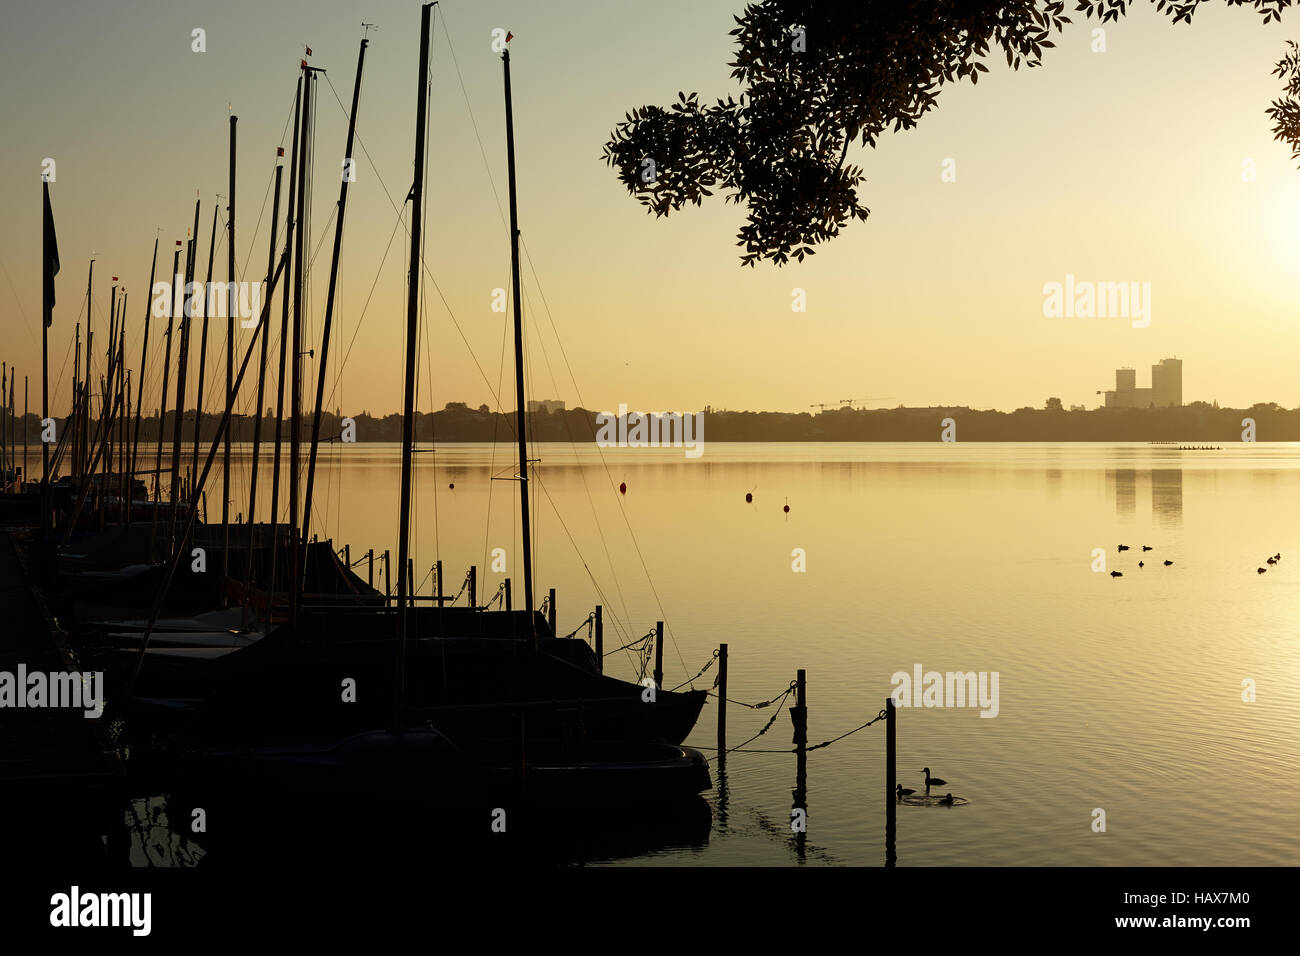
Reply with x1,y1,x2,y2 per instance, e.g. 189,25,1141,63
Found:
619,482,627,495
745,492,753,503
449,483,455,489
783,504,790,513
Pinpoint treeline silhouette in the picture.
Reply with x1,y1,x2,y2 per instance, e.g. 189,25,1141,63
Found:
5,401,1295,444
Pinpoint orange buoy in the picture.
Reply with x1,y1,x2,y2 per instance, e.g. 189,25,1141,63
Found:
448,483,454,489
619,481,627,495
745,492,753,503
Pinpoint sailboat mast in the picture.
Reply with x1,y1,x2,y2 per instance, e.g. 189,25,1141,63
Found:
243,159,282,613
301,34,368,556
83,259,93,485
193,206,219,482
71,324,80,479
104,286,116,487
268,77,303,625
395,1,435,727
224,114,237,601
152,247,180,538
502,43,535,630
41,180,54,532
130,237,157,486
115,299,126,507
289,67,314,629
170,200,199,536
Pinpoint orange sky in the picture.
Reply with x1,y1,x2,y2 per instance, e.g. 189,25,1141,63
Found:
3,0,1300,421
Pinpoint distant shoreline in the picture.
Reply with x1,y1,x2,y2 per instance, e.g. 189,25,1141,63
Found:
6,401,1297,444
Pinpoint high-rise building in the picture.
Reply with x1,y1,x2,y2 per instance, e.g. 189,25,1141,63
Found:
526,399,566,414
1103,359,1181,408
1151,358,1182,408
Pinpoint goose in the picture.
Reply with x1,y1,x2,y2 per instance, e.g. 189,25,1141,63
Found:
1266,557,1276,565
1142,545,1153,552
896,784,916,798
938,793,955,806
1163,560,1173,566
1258,567,1268,574
1117,544,1130,552
922,767,946,788
1110,570,1123,577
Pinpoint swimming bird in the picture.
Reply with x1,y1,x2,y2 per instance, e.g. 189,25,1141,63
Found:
1267,556,1276,565
1138,561,1144,568
1275,553,1282,562
938,793,955,806
922,767,946,788
1258,567,1267,574
1142,545,1153,552
896,784,916,798
1110,570,1123,577
1118,544,1130,552
1163,560,1173,566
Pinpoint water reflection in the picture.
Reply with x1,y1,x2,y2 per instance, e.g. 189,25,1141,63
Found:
1151,469,1183,527
161,791,712,867
1107,467,1183,524
1108,468,1137,517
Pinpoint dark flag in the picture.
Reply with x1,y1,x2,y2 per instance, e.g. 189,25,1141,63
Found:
42,180,59,325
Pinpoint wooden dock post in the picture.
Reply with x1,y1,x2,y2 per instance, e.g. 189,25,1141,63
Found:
594,605,603,673
548,587,556,633
654,621,664,691
383,549,391,604
408,558,415,604
344,543,350,569
468,565,476,609
436,559,443,605
792,669,808,857
367,548,374,588
886,696,897,868
793,669,807,754
504,577,512,611
717,643,728,753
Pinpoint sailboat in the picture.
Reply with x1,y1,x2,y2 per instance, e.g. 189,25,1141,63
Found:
118,12,708,811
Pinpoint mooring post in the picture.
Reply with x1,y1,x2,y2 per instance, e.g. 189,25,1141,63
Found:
436,559,443,605
344,543,350,569
548,587,556,633
367,548,374,588
468,565,477,609
504,577,512,611
793,669,807,754
886,696,897,868
383,549,391,604
594,605,603,673
717,643,728,754
654,621,664,691
792,668,808,857
408,558,415,605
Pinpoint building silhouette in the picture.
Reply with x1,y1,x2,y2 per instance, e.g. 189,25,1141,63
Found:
526,399,566,414
1103,358,1182,408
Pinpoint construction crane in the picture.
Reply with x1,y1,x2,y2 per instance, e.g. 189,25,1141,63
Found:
812,397,893,412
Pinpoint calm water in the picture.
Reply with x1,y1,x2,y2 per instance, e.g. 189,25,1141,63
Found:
142,441,1300,866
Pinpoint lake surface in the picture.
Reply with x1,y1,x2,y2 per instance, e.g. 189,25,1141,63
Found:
140,441,1300,866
